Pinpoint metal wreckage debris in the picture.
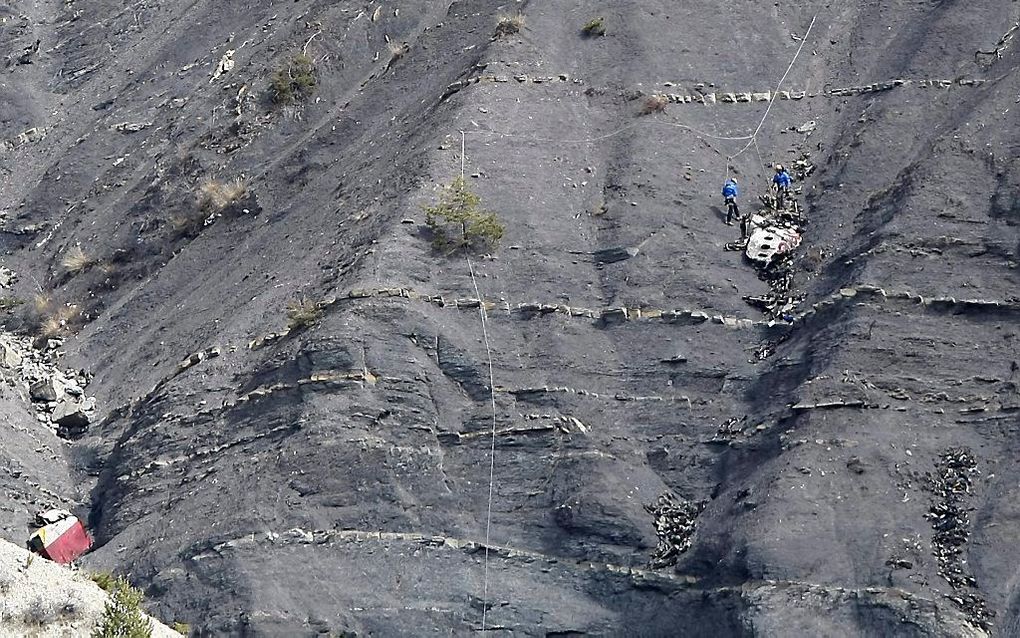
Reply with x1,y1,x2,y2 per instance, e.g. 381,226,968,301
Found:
645,492,706,568
926,447,992,630
726,155,815,320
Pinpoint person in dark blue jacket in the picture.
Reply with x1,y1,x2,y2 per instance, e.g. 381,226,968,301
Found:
722,178,739,225
772,164,792,208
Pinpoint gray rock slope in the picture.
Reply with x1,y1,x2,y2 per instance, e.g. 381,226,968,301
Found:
2,0,1019,635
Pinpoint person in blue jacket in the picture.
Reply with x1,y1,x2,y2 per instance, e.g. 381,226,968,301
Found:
772,164,792,209
722,178,739,225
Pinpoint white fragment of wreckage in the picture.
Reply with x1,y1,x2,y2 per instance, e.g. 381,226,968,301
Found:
745,218,802,264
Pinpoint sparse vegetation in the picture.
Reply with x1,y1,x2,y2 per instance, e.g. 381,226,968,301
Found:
423,176,504,253
640,95,668,115
61,245,94,275
270,53,317,104
197,177,247,213
169,212,204,240
28,295,80,338
387,41,409,64
286,297,323,331
582,16,606,36
92,576,152,638
23,597,58,625
0,296,23,313
173,621,191,635
61,593,84,619
495,12,526,38
90,571,119,593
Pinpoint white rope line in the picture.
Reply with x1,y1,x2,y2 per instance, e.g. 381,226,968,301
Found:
730,14,818,160
468,257,499,633
752,137,770,191
455,15,817,631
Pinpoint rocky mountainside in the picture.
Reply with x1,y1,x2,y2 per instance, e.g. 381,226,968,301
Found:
2,0,1019,635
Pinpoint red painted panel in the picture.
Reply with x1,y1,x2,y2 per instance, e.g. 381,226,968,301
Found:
41,520,93,564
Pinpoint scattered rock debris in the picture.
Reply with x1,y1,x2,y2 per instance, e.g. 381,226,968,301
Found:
0,332,95,438
926,447,992,630
644,491,705,568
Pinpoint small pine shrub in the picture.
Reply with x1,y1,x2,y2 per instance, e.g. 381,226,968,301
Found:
61,246,94,275
640,95,667,115
286,298,323,331
90,571,118,593
92,577,152,638
582,16,606,36
271,53,317,104
197,178,247,213
495,12,526,38
423,177,504,254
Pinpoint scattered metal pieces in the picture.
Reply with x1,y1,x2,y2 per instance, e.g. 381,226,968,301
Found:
645,492,705,568
737,152,815,319
926,447,992,630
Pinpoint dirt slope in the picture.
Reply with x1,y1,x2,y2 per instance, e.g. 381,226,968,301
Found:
2,0,1019,635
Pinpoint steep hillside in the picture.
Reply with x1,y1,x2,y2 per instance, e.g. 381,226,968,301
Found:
0,539,180,637
2,0,1019,635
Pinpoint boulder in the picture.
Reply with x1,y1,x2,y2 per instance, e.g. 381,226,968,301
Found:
0,342,22,368
52,399,91,431
30,377,63,402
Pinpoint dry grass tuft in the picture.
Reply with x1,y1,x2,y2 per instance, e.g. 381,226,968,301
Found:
387,41,409,61
495,12,526,37
31,295,80,338
640,95,668,115
286,297,323,331
197,178,247,213
61,245,93,275
39,306,80,339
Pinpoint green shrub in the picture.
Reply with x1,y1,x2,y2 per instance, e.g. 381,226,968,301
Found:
286,298,323,331
92,577,152,638
271,53,316,104
89,571,118,593
173,621,191,635
582,16,606,36
0,296,23,313
423,177,504,253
